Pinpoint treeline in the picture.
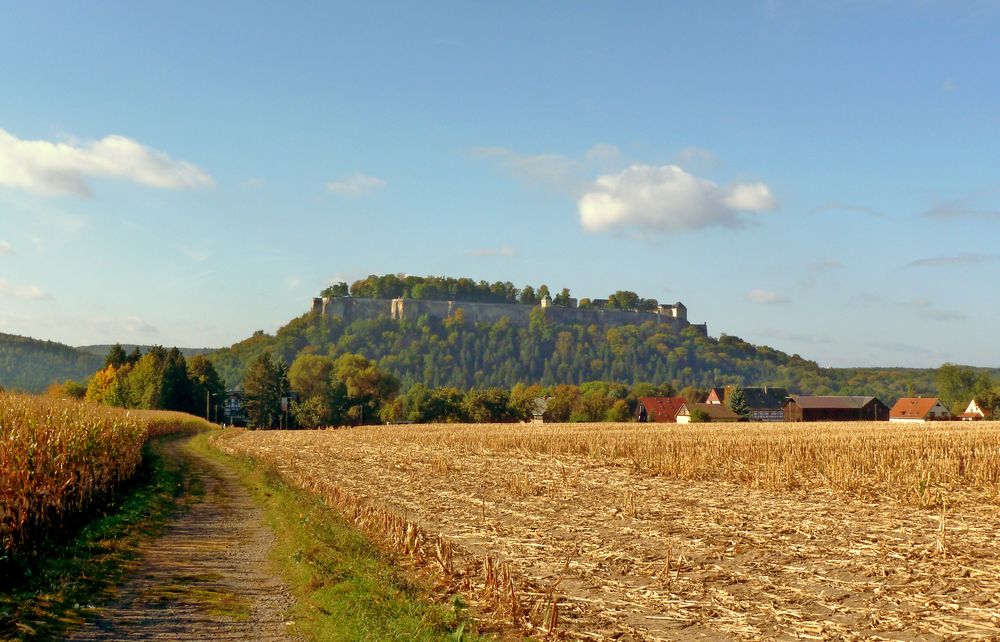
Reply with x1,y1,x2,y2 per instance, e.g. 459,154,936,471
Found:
0,332,103,393
209,308,963,406
84,344,225,420
326,273,663,310
259,349,690,427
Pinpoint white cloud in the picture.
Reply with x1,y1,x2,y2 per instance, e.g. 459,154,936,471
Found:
0,279,51,300
471,147,582,192
907,253,1000,268
747,289,789,305
584,143,621,164
809,202,887,219
578,164,775,233
466,246,518,257
808,258,845,272
124,315,158,334
0,128,214,197
673,146,719,169
0,241,11,255
907,298,966,322
326,173,387,197
181,246,210,262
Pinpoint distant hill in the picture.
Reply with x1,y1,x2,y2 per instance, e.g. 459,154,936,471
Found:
0,333,103,392
76,345,216,359
208,300,989,405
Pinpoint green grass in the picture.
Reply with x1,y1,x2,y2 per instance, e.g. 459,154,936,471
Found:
191,433,496,642
0,435,194,642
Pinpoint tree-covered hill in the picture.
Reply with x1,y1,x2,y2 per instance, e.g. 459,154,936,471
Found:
0,333,104,392
77,344,215,359
208,307,976,404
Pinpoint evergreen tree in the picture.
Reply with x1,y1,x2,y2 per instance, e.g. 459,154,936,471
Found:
727,384,752,421
243,352,283,429
104,343,128,369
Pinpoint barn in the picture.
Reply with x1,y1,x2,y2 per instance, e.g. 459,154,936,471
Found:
783,396,890,422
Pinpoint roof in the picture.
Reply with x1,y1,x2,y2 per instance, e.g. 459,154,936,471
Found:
785,395,883,409
742,387,789,410
681,403,741,420
706,387,726,403
964,400,992,417
638,396,687,421
531,397,549,415
890,397,948,419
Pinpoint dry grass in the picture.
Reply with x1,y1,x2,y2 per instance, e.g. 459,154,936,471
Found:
215,421,1000,640
0,392,212,561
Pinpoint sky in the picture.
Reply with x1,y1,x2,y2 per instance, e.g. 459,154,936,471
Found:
1,1,999,368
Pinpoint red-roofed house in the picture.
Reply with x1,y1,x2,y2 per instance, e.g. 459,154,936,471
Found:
889,397,951,423
635,396,687,423
676,403,741,423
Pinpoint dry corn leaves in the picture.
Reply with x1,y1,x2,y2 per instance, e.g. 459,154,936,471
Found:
1,393,210,559
215,422,1000,641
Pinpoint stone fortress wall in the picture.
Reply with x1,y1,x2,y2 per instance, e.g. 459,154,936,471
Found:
312,296,708,335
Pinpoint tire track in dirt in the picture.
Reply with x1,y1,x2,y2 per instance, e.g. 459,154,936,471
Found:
68,437,299,642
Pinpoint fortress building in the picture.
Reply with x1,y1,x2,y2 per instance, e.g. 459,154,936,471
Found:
310,296,707,335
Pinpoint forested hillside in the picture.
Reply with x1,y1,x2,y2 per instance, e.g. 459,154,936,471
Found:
208,308,966,404
0,333,103,392
77,344,215,359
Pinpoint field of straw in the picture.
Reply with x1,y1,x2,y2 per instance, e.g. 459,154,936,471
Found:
0,393,211,562
215,421,1000,640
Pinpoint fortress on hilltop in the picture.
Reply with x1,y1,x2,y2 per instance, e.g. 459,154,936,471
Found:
310,295,708,335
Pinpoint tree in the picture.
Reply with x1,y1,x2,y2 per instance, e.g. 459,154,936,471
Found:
157,348,192,411
518,286,537,305
679,386,707,404
936,363,992,412
462,388,516,423
333,353,399,425
605,399,631,422
688,408,711,423
188,355,225,420
727,384,752,421
321,281,350,298
288,354,337,427
553,288,572,307
607,290,640,310
243,352,283,429
104,343,128,369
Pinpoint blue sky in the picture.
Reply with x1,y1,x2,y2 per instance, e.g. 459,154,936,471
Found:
1,1,999,367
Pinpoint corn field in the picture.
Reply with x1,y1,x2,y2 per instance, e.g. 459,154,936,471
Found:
216,421,1000,640
0,392,211,562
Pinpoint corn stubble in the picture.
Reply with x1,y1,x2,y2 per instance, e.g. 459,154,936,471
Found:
216,421,1000,640
1,392,209,562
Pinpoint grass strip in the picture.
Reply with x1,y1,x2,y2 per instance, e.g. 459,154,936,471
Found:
190,433,493,642
0,435,194,642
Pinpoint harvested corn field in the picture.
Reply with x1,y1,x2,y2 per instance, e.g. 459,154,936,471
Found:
214,422,1000,640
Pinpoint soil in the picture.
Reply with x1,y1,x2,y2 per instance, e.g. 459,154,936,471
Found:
67,438,299,642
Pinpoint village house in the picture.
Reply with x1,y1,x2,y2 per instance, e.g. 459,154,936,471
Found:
675,402,741,423
635,396,687,423
958,399,992,421
705,385,788,421
530,397,549,424
889,397,951,423
783,396,890,422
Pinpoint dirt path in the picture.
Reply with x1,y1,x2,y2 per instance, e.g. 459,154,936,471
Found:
68,438,299,642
